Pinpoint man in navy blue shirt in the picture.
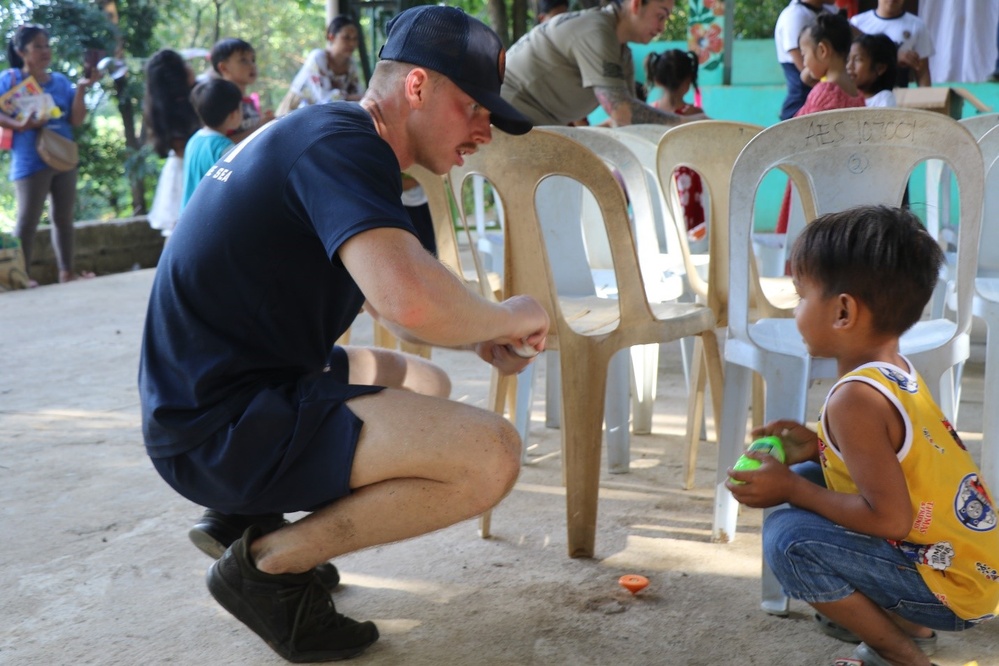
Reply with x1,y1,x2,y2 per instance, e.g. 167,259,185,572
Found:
139,6,546,662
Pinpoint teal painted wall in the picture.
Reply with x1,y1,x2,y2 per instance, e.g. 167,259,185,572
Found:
586,39,999,232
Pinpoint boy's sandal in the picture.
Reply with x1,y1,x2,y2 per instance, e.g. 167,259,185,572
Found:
815,613,937,655
832,642,940,666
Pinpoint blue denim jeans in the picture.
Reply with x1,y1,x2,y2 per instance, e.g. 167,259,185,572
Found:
763,506,975,632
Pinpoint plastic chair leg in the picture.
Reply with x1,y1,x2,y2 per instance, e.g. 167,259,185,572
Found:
757,356,812,615
712,362,753,543
539,349,631,473
630,343,659,435
560,349,612,558
606,349,632,474
761,506,790,616
514,361,537,461
545,351,561,429
685,337,708,490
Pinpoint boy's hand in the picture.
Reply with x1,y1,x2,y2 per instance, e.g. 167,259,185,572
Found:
726,452,798,507
751,419,819,465
261,109,275,123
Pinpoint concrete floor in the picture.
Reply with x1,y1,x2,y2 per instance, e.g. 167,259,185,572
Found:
1,269,996,666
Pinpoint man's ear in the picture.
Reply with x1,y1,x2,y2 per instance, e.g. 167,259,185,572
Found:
404,67,431,109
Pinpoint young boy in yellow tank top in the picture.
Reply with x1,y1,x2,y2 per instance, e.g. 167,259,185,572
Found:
728,205,998,666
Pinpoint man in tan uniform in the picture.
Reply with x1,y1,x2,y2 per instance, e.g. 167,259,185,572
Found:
502,0,686,126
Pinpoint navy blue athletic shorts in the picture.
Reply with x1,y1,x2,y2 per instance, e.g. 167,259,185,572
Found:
151,347,385,514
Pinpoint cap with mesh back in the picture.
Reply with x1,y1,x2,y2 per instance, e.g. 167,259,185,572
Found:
378,5,533,136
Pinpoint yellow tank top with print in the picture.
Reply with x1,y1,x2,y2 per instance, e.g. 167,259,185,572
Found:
817,359,999,621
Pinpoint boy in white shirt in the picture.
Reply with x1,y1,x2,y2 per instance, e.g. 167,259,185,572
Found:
850,0,934,87
774,0,836,120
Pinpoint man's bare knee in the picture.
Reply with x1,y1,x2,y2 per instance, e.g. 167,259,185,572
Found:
346,346,451,397
464,415,521,513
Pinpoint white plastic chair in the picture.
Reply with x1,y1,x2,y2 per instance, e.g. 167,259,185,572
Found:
546,126,687,446
464,149,636,473
959,112,999,141
450,127,720,558
715,108,984,614
964,124,999,498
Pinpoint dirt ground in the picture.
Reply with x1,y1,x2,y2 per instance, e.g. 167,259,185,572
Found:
1,270,996,665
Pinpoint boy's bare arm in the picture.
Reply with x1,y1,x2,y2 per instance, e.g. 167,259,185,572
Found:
729,384,914,540
793,382,914,538
751,419,819,465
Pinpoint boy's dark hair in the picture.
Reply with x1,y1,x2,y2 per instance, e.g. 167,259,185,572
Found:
211,37,254,73
189,78,243,129
853,33,898,95
803,12,853,57
6,24,48,69
645,49,699,95
327,15,358,39
789,205,944,336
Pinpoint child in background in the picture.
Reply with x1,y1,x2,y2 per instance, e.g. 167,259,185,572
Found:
180,79,242,213
847,33,898,108
281,15,364,115
144,49,202,237
850,0,934,87
646,49,707,242
775,12,865,235
729,206,999,666
210,38,273,143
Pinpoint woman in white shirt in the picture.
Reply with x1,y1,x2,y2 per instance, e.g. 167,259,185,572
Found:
281,15,364,114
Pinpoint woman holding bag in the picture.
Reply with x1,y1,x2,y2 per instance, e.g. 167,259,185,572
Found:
0,24,97,284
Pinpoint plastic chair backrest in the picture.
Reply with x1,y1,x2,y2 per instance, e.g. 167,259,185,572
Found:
602,125,683,258
975,125,999,276
544,126,672,302
959,113,999,141
405,165,462,278
448,128,651,337
656,120,764,325
728,107,983,348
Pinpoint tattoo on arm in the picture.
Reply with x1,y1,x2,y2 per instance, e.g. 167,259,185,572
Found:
593,85,684,127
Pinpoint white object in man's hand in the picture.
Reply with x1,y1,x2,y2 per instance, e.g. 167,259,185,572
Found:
509,343,539,359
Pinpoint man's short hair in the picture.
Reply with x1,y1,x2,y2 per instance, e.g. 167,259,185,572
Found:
789,205,944,336
210,37,254,73
189,78,243,128
538,0,569,16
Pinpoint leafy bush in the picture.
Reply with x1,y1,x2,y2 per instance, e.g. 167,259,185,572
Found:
661,0,787,41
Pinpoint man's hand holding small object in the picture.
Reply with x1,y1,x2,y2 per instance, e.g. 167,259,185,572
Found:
509,342,540,359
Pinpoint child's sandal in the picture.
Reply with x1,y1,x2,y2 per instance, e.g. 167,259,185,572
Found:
832,642,940,666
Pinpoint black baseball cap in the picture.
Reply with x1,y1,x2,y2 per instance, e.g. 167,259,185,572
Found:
378,5,533,136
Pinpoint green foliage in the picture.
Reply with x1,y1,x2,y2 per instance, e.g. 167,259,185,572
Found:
74,113,129,219
23,1,118,73
660,0,787,41
732,0,784,40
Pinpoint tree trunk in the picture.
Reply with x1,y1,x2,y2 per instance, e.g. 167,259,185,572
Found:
511,0,528,42
487,0,510,45
115,77,146,215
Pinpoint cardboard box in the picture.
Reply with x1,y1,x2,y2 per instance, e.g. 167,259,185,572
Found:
893,86,992,120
